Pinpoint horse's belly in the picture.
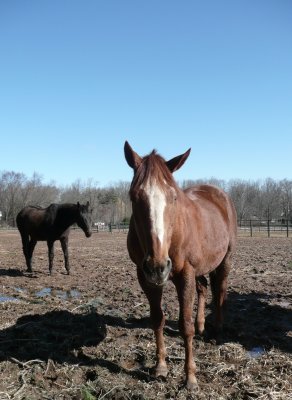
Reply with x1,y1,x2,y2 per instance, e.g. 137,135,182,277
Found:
29,227,48,241
194,251,227,276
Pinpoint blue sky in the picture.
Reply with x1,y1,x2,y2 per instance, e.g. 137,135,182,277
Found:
0,1,291,187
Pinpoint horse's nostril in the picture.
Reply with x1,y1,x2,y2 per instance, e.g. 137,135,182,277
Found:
167,258,172,268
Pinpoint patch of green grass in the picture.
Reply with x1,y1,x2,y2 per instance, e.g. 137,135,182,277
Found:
81,386,97,400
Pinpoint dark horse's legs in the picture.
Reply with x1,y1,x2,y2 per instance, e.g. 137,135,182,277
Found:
28,239,37,272
209,249,232,334
173,263,198,390
20,232,36,272
47,240,55,275
60,236,70,274
137,267,168,378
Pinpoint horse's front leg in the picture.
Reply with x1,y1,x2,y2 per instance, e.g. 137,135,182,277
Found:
137,267,168,378
47,240,55,275
174,264,198,390
60,236,70,274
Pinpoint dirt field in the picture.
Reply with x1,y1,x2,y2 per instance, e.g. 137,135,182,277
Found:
0,230,291,400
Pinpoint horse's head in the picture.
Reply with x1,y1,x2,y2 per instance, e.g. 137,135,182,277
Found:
76,201,92,238
124,141,191,286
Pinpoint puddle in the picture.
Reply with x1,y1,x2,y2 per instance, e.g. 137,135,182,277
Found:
1,287,80,303
35,287,80,299
0,295,19,303
247,347,265,358
15,287,26,293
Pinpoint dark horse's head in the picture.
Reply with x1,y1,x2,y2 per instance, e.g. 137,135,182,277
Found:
76,201,92,238
124,141,191,287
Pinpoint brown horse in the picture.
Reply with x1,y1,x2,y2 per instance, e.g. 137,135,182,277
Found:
16,202,92,274
124,141,237,390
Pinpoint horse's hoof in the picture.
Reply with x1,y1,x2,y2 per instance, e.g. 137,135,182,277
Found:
155,364,168,379
26,269,32,273
197,327,205,336
186,376,199,391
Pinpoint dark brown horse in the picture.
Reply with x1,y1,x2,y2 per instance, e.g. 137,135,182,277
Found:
16,202,92,274
124,141,237,390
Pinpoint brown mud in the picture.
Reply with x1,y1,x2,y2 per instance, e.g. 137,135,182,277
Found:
0,230,291,399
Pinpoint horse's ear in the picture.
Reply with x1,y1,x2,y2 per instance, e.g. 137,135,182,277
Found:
124,141,142,170
77,202,80,208
86,201,89,207
166,148,191,173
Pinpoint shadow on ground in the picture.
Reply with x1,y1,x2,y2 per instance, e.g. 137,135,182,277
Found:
0,310,106,364
0,290,290,376
208,290,292,353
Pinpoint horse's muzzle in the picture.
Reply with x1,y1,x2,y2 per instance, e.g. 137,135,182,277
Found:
142,257,172,286
85,230,92,238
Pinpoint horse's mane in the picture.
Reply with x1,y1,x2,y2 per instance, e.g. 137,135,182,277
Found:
130,150,178,199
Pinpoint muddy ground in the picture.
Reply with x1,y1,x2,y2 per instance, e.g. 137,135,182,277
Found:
0,230,291,400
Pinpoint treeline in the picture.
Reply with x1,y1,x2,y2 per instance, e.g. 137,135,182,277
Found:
181,177,292,223
1,171,292,227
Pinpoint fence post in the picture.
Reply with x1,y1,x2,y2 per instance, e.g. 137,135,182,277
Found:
267,218,270,237
250,220,253,237
287,219,289,238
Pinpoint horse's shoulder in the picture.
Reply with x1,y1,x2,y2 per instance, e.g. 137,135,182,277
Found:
184,185,235,220
186,185,237,230
47,203,58,211
184,184,229,203
44,203,59,222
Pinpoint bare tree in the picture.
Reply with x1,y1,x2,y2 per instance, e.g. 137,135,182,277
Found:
279,179,292,222
0,171,26,225
20,172,59,207
228,179,259,223
255,178,282,220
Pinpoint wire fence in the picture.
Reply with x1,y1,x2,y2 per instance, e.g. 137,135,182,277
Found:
95,220,292,238
238,219,292,237
2,220,292,238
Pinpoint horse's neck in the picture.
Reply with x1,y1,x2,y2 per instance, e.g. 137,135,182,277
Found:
172,193,196,235
55,205,78,229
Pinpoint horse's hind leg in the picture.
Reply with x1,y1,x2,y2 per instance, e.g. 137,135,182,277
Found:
209,250,232,334
137,267,168,379
195,276,208,335
19,232,31,271
60,236,70,274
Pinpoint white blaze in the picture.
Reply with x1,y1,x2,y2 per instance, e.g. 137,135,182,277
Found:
143,180,166,244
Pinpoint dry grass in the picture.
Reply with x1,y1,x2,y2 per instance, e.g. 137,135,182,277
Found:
1,339,290,400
